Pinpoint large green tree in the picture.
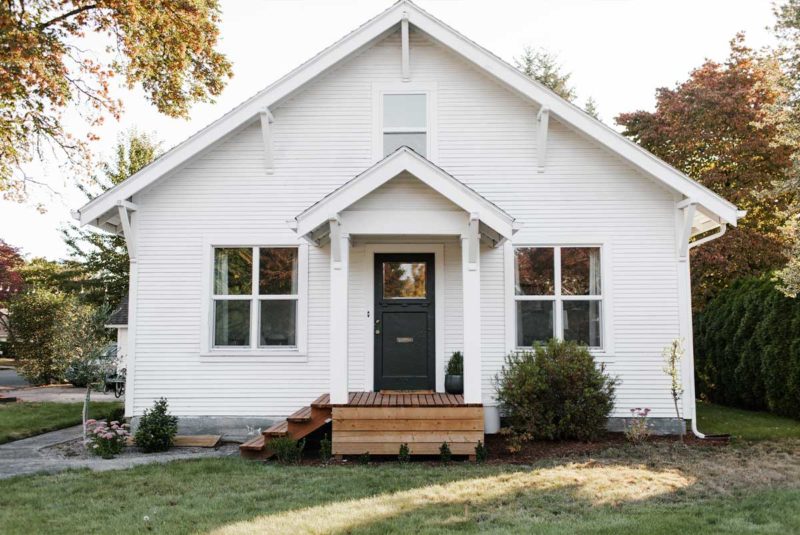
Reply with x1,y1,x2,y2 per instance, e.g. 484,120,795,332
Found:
616,36,795,308
61,130,160,308
772,0,800,297
0,0,232,199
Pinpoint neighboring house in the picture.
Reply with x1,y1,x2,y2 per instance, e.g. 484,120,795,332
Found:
0,308,8,348
74,1,742,449
105,296,128,370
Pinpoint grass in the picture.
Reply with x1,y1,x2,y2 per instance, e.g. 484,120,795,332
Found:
1,440,799,534
697,401,800,441
0,401,123,444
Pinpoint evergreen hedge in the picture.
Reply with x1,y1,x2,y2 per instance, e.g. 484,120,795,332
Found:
694,276,800,419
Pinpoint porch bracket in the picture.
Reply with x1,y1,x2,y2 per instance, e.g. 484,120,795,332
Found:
329,215,343,267
467,212,479,270
678,201,697,259
116,200,138,260
259,108,275,174
401,12,410,81
537,106,550,173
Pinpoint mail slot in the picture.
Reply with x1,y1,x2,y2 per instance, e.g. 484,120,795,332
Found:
396,337,414,343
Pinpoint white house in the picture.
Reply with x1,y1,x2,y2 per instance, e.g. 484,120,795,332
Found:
75,1,742,446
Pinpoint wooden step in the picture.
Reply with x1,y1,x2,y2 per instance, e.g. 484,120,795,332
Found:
239,435,268,460
310,393,331,409
287,406,312,423
263,420,289,437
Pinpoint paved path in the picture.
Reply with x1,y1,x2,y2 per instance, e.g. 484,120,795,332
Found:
3,385,117,403
0,368,28,389
0,425,239,479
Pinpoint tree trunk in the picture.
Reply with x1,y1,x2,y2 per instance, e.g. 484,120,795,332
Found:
83,384,92,444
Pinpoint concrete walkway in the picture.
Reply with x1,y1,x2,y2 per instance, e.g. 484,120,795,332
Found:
0,425,239,480
3,385,117,403
0,368,28,389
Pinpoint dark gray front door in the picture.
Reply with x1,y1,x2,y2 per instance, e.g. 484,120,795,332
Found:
374,253,435,391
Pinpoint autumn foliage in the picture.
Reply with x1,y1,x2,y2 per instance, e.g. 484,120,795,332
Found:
617,37,795,308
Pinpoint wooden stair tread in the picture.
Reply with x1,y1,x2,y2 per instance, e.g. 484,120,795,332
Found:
263,420,289,437
287,406,312,422
310,394,330,408
239,435,265,451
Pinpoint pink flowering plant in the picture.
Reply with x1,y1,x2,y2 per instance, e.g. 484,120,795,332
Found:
624,407,652,445
86,419,130,459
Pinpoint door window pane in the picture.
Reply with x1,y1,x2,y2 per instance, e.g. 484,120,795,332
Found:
214,300,250,346
563,301,601,347
260,300,297,346
383,132,427,157
516,301,554,346
214,248,252,295
383,262,427,299
259,248,298,295
383,94,426,128
515,248,555,295
562,247,601,296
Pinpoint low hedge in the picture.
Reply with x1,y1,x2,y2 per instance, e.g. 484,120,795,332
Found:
694,276,800,419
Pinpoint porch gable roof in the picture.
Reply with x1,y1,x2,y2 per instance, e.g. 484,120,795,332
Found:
292,147,516,241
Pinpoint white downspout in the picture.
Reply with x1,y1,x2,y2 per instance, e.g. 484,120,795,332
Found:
686,222,727,438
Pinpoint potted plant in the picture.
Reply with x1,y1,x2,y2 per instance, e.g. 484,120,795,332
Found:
445,351,463,395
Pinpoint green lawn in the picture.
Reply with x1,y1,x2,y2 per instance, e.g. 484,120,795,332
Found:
1,439,799,534
697,401,800,441
0,401,123,444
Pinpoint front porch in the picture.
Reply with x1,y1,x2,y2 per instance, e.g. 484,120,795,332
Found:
240,392,484,460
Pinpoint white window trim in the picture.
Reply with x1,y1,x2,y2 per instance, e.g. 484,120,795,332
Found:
504,240,615,357
200,234,308,362
372,82,438,163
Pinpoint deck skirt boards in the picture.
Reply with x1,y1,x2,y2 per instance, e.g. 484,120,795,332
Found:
240,392,484,459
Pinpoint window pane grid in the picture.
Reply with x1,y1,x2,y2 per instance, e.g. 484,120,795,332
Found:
514,245,603,349
212,245,299,350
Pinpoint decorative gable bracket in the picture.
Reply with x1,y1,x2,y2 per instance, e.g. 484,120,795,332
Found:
537,106,549,173
260,108,275,174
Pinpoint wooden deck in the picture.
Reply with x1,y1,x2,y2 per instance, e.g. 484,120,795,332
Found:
240,391,484,460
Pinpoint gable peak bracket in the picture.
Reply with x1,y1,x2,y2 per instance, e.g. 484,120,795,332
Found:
401,13,410,81
536,107,550,173
259,108,275,175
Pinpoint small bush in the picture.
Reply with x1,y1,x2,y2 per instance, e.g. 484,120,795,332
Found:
474,440,488,463
495,339,617,442
319,434,332,463
86,419,130,459
446,351,463,375
439,442,451,463
398,443,410,464
624,407,652,445
358,452,370,465
134,398,178,453
271,436,305,464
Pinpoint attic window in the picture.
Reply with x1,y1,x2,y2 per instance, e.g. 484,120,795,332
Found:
383,93,427,157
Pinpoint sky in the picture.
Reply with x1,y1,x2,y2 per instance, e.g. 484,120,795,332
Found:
0,0,779,260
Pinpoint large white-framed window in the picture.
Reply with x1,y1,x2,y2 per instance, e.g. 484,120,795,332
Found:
201,236,308,360
514,245,604,349
372,83,437,162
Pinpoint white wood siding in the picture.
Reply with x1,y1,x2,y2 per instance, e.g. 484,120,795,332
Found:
131,28,681,419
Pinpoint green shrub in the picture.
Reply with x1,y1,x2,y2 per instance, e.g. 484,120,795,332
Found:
495,339,617,442
105,406,126,425
695,276,800,418
271,436,305,464
474,440,488,463
446,351,463,375
319,434,331,463
398,443,410,464
134,398,178,453
8,290,109,385
439,442,451,463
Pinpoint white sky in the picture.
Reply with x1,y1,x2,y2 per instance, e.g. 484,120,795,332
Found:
0,0,778,260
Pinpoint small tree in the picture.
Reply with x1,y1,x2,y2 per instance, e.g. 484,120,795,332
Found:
663,339,685,442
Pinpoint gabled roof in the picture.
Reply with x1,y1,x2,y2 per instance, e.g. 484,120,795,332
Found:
294,147,516,239
76,0,743,231
106,294,128,327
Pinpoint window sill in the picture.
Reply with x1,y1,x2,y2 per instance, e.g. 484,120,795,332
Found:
199,349,308,363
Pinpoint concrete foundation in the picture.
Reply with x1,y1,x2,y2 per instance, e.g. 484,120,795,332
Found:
130,416,276,442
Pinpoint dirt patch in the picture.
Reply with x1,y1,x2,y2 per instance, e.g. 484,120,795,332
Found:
43,437,238,461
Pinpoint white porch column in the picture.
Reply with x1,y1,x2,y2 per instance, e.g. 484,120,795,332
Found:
329,218,350,404
462,214,482,404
